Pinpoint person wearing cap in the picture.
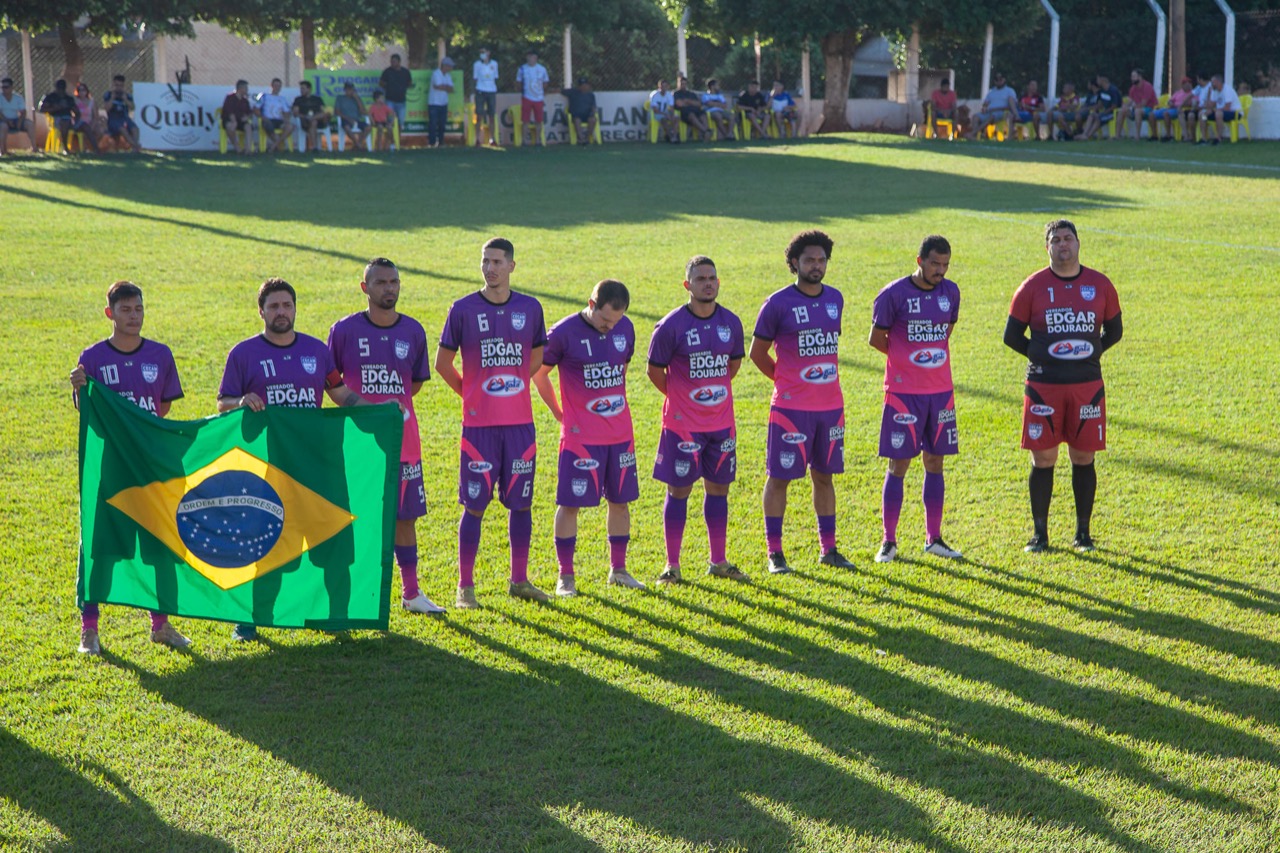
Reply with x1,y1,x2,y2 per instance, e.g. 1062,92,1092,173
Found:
333,82,369,150
428,56,455,148
561,77,598,144
472,48,499,145
970,72,1017,139
0,77,36,156
38,79,81,155
379,54,413,130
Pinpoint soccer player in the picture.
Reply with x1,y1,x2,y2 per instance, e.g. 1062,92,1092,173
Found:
69,281,191,655
1004,220,1123,552
869,236,963,563
328,258,445,615
532,279,644,595
648,256,747,584
435,237,549,608
217,278,376,640
750,230,854,574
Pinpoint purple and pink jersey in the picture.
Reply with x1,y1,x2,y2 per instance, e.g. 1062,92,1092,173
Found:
752,284,845,411
439,290,547,427
647,304,745,433
328,311,430,461
543,312,635,445
218,333,341,408
871,275,960,394
78,338,183,414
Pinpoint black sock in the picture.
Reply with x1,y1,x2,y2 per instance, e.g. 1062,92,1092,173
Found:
1029,466,1054,537
1072,462,1097,537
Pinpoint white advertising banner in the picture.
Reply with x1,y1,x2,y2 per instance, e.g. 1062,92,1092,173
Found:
494,91,652,144
135,82,299,151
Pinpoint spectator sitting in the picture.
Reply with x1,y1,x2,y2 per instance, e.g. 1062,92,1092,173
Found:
257,77,294,154
378,53,412,130
38,80,81,155
701,78,733,140
1198,73,1240,145
1076,75,1122,140
72,82,101,152
1051,82,1081,141
1155,76,1194,141
1017,80,1045,140
672,75,711,141
221,79,256,154
0,77,36,156
769,80,799,138
333,82,369,150
928,78,957,138
102,74,142,153
736,80,768,139
971,72,1017,139
561,77,599,145
1116,68,1158,141
291,80,328,152
648,78,678,143
368,89,393,151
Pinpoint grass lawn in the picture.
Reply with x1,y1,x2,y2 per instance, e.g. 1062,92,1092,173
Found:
1,135,1278,852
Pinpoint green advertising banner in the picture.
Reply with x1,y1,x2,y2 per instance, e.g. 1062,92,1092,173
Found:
304,68,464,134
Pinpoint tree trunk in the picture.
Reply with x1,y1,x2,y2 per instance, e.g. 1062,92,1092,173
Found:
57,16,84,86
819,29,861,133
404,13,432,69
300,17,317,70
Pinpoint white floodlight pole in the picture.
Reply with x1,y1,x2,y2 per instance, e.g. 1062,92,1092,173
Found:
1039,0,1059,107
21,29,35,127
678,7,690,79
1144,0,1166,96
981,23,993,97
564,25,573,88
1212,0,1235,90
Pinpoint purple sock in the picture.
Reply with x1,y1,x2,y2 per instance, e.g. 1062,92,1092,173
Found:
663,494,688,567
608,535,629,570
394,544,420,600
818,514,837,552
555,536,576,576
458,512,482,587
882,472,904,542
509,510,532,584
765,515,784,554
704,494,728,564
148,611,168,632
923,471,945,542
81,602,99,632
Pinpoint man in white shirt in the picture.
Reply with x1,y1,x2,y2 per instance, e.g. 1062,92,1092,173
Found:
648,78,678,143
0,78,35,155
1198,74,1241,146
472,48,498,146
516,50,550,145
428,56,455,148
257,78,294,154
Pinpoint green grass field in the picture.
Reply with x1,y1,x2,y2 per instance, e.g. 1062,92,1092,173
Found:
2,136,1279,852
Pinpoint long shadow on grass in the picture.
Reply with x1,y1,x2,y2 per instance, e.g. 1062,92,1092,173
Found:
1110,450,1280,505
126,632,955,851
0,727,232,850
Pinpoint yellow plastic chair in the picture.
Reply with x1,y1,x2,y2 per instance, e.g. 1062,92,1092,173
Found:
923,102,954,140
1229,94,1252,142
369,114,400,151
506,103,545,147
566,109,603,145
42,116,80,153
465,102,476,146
258,120,294,152
217,108,258,153
643,101,660,143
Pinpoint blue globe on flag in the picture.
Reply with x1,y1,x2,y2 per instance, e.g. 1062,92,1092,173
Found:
176,471,285,568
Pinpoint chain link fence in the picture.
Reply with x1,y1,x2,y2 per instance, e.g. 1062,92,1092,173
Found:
2,30,152,105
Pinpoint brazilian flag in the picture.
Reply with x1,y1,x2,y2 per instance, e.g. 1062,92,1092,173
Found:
77,378,402,630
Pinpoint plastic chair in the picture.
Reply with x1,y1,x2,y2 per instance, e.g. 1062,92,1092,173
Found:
506,103,545,147
42,115,84,153
258,120,294,152
370,114,400,151
923,102,954,140
566,109,603,145
216,108,258,153
1229,94,1252,142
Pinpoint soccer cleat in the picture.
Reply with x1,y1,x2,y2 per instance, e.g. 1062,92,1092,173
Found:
923,538,963,559
708,561,749,581
402,594,447,615
1024,534,1049,553
78,629,100,655
875,541,898,563
1072,533,1096,552
655,567,683,585
607,570,646,589
555,574,577,597
231,624,258,642
455,586,480,609
508,581,551,603
819,548,855,569
150,622,192,648
766,551,793,575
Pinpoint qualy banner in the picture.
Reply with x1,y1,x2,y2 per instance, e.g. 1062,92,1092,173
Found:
135,82,299,151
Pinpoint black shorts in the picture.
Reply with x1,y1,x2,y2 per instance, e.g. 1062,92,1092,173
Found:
678,106,705,124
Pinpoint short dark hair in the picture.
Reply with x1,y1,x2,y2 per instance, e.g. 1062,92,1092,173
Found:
918,235,951,259
257,277,296,309
592,279,630,311
55,79,67,89
391,53,401,61
685,255,716,280
1044,219,1078,243
364,257,397,281
705,77,718,88
113,74,125,83
785,230,833,273
235,79,248,88
483,237,514,259
299,80,311,89
271,77,282,85
107,280,143,307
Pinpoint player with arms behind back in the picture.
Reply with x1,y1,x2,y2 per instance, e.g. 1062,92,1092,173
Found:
1004,220,1123,552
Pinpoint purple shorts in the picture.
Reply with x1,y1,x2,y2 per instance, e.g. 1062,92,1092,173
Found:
766,407,844,479
557,439,639,507
879,391,959,458
459,424,537,511
398,459,427,520
652,426,736,487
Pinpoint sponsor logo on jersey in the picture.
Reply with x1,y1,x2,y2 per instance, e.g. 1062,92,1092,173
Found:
1080,285,1096,301
467,460,493,473
800,363,838,383
1080,404,1102,420
402,461,423,480
891,432,905,449
573,458,600,470
619,451,636,467
937,296,951,313
720,438,737,453
300,356,318,375
266,385,318,406
483,374,526,396
825,302,839,319
467,481,482,499
716,325,732,343
588,394,627,416
395,339,410,360
674,460,690,477
1049,340,1094,360
779,451,796,469
511,312,527,331
892,413,918,425
829,426,844,442
677,441,702,454
571,479,588,497
938,408,956,424
781,431,807,444
689,385,729,406
141,363,159,383
612,334,628,352
909,348,948,368
1028,424,1043,440
1029,404,1055,416
511,458,535,475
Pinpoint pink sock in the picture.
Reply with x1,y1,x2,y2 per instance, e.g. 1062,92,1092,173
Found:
555,536,576,576
458,512,482,587
81,603,99,632
817,514,836,552
395,544,420,600
509,510,532,584
765,516,783,554
704,494,728,564
608,534,629,570
882,472,904,542
663,494,687,567
149,611,167,632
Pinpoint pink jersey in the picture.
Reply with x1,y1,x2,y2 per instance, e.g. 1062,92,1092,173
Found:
648,303,745,432
871,275,960,393
328,311,430,462
544,312,635,444
439,290,546,428
752,283,845,411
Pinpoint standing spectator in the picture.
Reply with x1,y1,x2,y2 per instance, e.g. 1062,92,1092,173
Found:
472,48,498,145
672,75,710,140
257,77,294,154
333,82,369,150
221,79,255,155
72,82,100,153
1198,74,1241,145
701,78,734,140
291,80,329,152
928,78,957,139
38,79,80,155
102,74,142,153
1116,69,1158,141
516,50,550,145
368,89,394,150
769,80,799,137
561,77,598,144
971,72,1017,139
0,77,36,155
736,80,768,139
378,54,413,131
649,78,679,143
1018,80,1045,140
1155,76,1195,141
428,56,454,148
1050,82,1080,140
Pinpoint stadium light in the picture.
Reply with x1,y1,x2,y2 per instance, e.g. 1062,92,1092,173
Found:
1039,0,1060,107
1144,0,1167,96
1213,0,1236,90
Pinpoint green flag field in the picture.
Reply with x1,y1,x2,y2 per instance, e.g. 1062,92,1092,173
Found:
1,136,1278,851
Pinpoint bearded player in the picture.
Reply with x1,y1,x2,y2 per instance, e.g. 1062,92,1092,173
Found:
869,236,963,563
70,281,192,655
648,256,747,584
328,258,445,615
435,237,549,608
1004,220,1123,552
532,279,644,595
